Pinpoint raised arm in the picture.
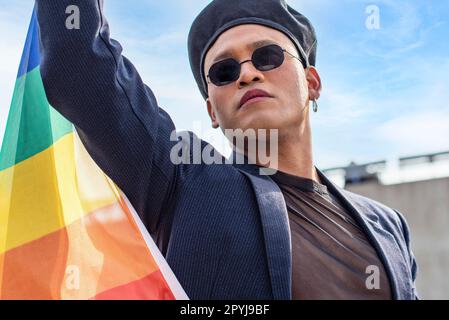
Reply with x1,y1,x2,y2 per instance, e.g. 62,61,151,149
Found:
36,0,178,233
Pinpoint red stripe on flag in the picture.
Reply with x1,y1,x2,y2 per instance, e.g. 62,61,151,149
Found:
92,270,176,300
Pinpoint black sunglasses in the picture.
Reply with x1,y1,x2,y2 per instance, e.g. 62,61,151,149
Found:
206,44,302,87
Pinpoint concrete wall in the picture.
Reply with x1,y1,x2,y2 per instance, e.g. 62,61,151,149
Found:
347,177,449,299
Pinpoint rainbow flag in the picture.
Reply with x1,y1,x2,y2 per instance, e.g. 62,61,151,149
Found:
0,8,187,300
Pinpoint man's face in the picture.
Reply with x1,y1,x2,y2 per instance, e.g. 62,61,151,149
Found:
204,24,311,137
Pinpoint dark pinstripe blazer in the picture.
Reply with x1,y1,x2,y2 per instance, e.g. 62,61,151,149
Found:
36,0,418,300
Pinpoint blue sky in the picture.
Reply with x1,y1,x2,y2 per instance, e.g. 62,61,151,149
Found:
0,0,448,169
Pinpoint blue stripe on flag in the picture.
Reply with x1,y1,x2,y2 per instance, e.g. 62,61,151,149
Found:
17,7,40,78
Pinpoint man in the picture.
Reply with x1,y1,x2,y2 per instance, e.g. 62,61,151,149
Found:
35,0,418,299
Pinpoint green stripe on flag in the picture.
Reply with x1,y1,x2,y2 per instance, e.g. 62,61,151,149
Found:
0,67,73,171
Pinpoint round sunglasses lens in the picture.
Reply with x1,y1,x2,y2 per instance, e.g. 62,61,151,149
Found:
209,59,240,86
253,45,285,71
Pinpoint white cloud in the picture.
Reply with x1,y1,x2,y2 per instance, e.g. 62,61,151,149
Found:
370,58,449,157
375,111,449,156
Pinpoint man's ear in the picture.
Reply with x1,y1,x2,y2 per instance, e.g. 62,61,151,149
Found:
305,66,322,101
206,99,220,129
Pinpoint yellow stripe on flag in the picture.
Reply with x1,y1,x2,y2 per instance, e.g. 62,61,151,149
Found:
0,133,119,254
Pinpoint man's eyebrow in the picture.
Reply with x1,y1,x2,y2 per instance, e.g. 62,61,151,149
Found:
212,39,277,63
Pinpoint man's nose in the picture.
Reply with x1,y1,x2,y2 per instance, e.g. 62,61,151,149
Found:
238,60,265,87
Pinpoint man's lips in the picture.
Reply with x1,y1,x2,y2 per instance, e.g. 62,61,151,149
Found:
239,89,273,108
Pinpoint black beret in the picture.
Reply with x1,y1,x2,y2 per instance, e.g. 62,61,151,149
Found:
188,0,317,100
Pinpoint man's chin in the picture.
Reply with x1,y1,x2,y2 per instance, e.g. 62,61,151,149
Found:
232,107,277,126
232,118,282,133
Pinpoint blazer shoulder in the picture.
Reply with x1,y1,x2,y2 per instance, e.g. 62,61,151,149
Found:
339,188,405,233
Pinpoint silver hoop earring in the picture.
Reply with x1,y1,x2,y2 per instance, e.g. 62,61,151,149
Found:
312,99,318,113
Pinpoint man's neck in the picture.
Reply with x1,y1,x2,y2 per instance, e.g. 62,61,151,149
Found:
244,120,320,184
276,144,320,183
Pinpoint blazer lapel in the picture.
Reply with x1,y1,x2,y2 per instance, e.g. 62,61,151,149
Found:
232,160,292,300
316,168,412,300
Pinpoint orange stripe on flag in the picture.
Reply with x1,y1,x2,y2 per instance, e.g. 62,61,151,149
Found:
0,201,170,300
